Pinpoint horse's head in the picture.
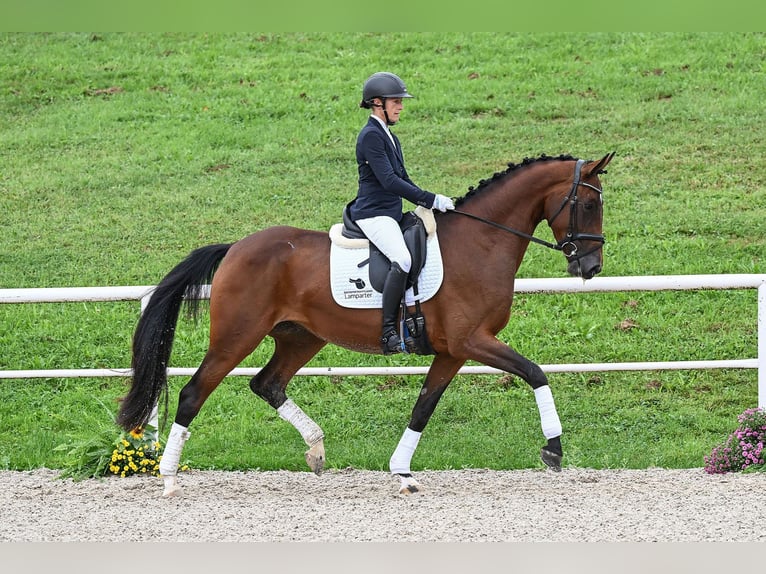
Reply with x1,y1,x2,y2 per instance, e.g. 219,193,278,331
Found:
545,152,614,280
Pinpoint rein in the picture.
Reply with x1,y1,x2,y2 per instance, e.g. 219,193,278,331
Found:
450,159,605,259
450,209,562,250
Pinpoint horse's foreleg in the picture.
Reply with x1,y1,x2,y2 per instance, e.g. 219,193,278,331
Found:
534,385,563,471
249,324,327,475
390,354,465,494
466,335,563,471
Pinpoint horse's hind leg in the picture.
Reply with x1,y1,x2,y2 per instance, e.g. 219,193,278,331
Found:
159,309,274,496
249,323,328,474
159,345,259,497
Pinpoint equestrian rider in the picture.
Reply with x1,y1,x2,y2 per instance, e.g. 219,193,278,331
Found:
347,71,455,355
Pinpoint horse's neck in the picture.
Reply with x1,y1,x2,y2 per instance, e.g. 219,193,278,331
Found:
443,183,524,271
474,171,552,233
452,167,565,277
441,163,571,295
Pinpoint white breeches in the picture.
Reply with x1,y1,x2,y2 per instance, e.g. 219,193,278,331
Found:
356,216,412,273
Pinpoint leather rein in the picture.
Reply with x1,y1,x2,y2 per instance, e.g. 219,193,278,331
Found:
450,159,605,260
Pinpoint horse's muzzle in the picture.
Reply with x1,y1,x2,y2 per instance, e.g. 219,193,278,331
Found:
568,257,602,280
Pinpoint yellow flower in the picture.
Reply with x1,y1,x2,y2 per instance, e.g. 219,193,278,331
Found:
129,428,144,439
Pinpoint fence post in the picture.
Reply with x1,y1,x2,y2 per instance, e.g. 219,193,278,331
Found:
140,292,151,313
759,283,765,409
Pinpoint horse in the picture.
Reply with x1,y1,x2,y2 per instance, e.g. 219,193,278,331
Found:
117,152,615,497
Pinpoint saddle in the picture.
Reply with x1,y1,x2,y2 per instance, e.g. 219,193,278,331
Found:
341,203,428,293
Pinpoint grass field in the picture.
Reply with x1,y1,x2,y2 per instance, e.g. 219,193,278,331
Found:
1,32,764,473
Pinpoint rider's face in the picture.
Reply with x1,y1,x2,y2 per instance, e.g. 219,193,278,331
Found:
384,98,403,123
372,97,404,124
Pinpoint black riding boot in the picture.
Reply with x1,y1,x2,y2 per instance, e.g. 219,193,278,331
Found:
380,262,409,355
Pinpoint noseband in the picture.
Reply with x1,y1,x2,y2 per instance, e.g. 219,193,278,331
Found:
451,159,605,260
547,159,605,260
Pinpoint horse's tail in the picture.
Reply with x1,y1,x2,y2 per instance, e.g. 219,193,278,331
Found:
116,243,233,432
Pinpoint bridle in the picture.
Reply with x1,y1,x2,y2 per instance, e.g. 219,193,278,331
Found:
450,159,605,261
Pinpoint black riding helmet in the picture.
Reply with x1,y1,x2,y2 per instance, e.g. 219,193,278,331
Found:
359,72,414,109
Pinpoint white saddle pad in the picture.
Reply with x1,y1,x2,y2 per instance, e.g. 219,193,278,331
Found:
329,225,444,309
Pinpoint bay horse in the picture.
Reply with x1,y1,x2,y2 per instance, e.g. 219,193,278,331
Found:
117,152,615,497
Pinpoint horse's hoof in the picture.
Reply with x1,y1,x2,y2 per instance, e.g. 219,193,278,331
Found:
305,441,325,476
163,486,182,497
396,474,421,495
541,448,562,472
162,475,182,497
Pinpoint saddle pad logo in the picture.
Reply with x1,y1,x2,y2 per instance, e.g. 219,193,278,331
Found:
341,273,375,302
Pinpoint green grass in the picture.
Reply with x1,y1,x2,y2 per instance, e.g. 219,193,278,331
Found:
0,32,764,473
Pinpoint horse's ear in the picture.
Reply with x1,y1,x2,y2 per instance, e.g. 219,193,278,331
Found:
586,151,616,176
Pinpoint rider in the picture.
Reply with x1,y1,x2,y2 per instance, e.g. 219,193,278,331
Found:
347,71,455,355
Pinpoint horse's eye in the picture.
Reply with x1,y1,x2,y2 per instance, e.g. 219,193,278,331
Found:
583,200,597,211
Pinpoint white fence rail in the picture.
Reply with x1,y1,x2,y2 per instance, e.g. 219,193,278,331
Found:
1,274,764,408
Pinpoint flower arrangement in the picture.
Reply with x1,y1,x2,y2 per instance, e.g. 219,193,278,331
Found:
56,404,190,481
704,407,766,474
108,426,162,477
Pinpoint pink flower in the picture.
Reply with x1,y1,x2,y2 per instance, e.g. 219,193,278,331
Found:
704,407,766,474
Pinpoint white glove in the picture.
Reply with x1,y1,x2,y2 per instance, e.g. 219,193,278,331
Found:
432,194,455,212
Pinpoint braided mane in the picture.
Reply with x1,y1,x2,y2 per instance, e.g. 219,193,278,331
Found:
454,153,579,207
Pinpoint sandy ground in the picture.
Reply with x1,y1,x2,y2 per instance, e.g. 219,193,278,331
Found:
1,466,763,543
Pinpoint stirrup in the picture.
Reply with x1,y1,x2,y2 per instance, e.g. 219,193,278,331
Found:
381,330,402,355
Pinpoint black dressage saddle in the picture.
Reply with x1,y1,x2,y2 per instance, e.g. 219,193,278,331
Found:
341,203,428,293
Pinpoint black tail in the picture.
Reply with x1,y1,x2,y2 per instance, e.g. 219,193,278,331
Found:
116,243,233,432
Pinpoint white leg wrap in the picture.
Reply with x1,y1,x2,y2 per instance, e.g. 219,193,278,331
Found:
534,385,562,439
277,399,324,446
159,422,191,477
389,427,422,475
